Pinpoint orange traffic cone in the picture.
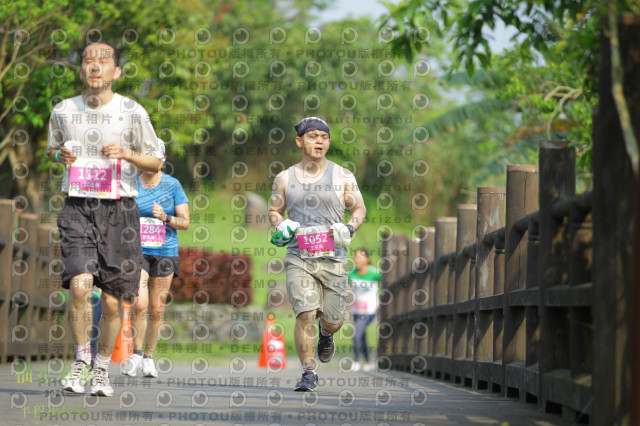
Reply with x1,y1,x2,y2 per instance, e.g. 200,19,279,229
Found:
258,313,287,369
112,301,133,364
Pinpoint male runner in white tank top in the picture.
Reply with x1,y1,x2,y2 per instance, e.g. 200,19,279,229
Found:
269,117,366,391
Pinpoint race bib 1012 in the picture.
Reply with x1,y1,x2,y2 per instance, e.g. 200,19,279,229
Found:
68,157,121,199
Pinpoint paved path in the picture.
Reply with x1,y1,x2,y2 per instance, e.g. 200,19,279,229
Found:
1,359,571,425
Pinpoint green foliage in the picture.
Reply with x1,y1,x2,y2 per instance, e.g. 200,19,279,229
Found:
157,2,444,225
5,0,603,229
424,98,510,136
380,0,609,189
3,0,451,222
1,1,110,199
0,0,212,203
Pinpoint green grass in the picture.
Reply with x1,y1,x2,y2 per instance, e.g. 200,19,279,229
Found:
178,188,415,307
177,189,283,307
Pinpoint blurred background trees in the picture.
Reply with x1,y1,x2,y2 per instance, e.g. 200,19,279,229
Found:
1,0,617,220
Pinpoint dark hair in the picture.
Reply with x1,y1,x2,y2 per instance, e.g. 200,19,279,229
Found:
355,248,369,257
81,41,120,66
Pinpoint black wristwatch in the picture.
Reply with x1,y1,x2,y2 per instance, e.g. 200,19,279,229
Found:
346,224,355,236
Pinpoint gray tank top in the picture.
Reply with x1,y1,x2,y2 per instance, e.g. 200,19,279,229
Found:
285,161,347,262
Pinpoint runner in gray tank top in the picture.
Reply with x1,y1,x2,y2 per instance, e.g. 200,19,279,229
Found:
285,161,347,263
269,117,366,391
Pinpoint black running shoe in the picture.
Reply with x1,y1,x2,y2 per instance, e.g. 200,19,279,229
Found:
317,326,335,363
294,371,318,391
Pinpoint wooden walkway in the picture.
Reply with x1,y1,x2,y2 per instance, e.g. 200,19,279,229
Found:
1,359,571,425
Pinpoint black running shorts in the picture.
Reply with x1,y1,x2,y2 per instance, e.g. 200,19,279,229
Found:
57,197,143,298
142,254,179,277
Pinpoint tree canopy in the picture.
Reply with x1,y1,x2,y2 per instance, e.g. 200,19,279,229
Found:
380,0,638,190
2,0,626,221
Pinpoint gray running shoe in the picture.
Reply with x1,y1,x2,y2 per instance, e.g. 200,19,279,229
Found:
294,371,318,391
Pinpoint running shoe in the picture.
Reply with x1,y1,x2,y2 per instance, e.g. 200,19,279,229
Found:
61,360,90,393
142,357,159,378
317,326,335,363
363,363,375,372
121,353,142,377
294,371,318,391
90,367,114,396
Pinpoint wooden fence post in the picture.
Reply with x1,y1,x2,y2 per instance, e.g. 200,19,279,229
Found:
433,217,456,380
393,233,410,369
421,227,435,375
0,200,14,363
10,213,40,360
474,187,506,390
593,14,640,426
538,142,575,413
378,231,394,363
503,165,539,401
407,227,429,374
453,204,477,385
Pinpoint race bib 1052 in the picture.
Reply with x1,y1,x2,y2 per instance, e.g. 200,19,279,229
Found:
296,225,335,258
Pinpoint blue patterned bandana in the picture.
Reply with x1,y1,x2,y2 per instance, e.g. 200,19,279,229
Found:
294,117,330,137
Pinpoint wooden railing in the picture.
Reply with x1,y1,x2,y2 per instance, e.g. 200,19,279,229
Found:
377,16,640,426
378,141,594,423
0,199,73,363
